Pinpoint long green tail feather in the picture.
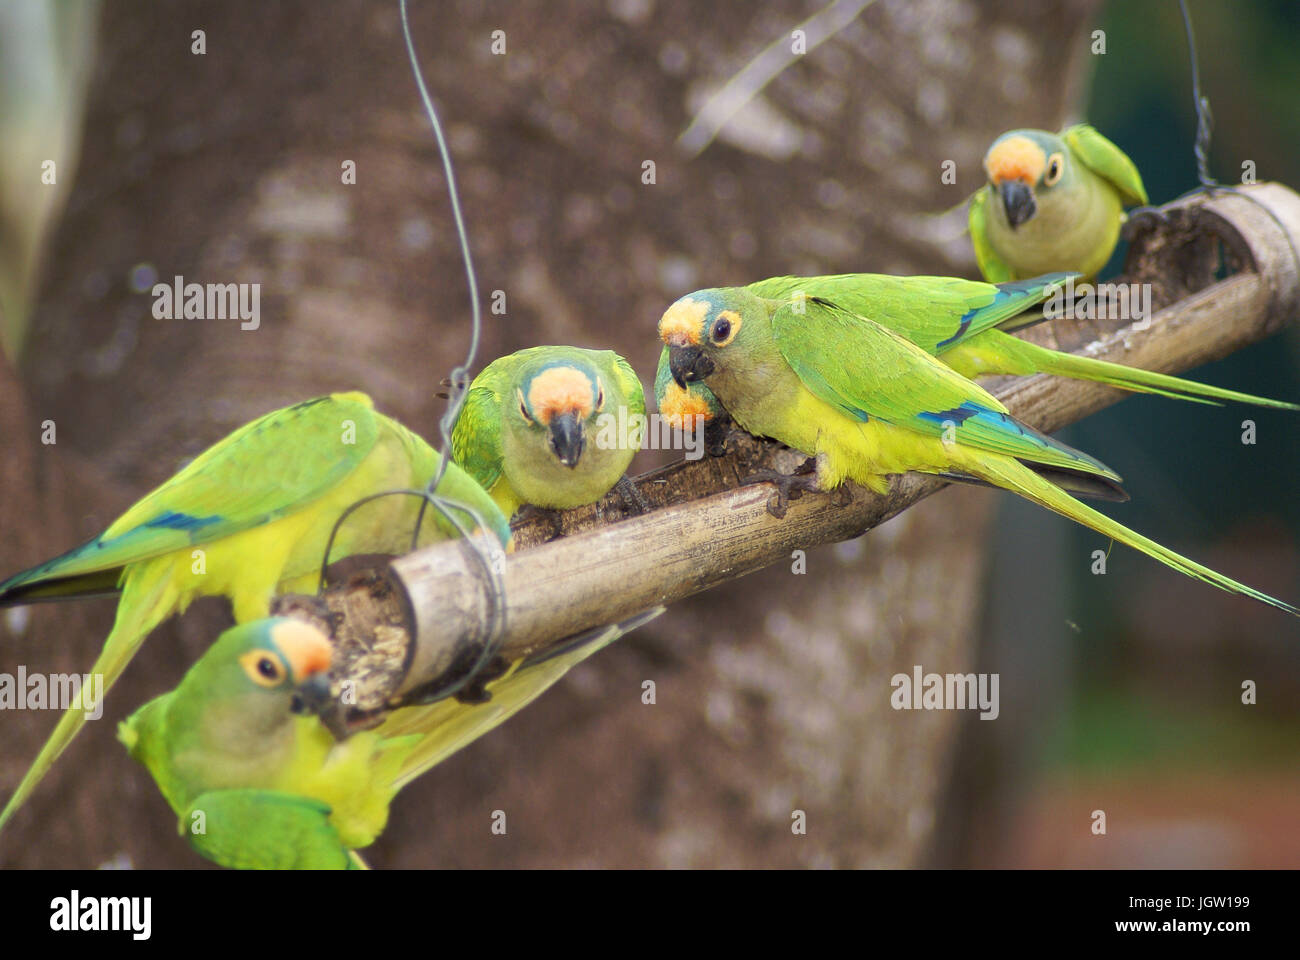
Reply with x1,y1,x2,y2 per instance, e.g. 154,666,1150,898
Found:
974,456,1299,616
1022,340,1300,410
0,566,175,833
0,566,124,606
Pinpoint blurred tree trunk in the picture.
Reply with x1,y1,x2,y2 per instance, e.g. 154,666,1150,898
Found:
1,0,1099,867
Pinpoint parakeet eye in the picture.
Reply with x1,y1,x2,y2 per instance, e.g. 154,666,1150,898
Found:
710,310,742,346
240,649,287,687
595,379,605,412
1044,153,1064,186
516,389,534,423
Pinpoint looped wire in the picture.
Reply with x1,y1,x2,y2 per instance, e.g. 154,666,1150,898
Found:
310,0,508,706
1179,0,1216,190
398,0,483,504
400,0,509,694
1173,0,1300,279
316,487,507,705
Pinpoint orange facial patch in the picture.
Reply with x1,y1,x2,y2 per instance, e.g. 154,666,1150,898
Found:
659,382,714,429
659,297,709,346
527,366,595,424
984,135,1045,186
269,620,333,681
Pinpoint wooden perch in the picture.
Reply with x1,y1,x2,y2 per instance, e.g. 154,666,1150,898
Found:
274,183,1300,735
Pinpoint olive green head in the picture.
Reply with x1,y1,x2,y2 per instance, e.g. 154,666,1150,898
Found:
982,128,1072,230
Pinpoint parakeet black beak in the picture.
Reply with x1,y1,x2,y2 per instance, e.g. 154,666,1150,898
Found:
549,411,584,468
1000,180,1037,229
290,672,333,716
668,345,715,388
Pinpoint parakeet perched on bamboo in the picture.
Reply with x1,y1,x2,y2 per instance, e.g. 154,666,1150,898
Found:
122,611,660,869
659,287,1298,616
968,124,1148,282
120,618,369,869
0,391,510,833
452,346,647,518
655,273,1296,420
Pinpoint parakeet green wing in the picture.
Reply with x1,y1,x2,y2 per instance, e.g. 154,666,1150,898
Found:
183,790,357,870
747,273,1296,410
610,353,648,420
770,298,1119,481
1064,124,1148,206
450,382,506,494
0,394,381,604
747,272,1069,356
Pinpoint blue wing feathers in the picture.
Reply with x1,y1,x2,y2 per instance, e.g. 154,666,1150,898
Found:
142,510,223,532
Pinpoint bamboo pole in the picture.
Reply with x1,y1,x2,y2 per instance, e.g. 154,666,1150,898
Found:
284,182,1300,727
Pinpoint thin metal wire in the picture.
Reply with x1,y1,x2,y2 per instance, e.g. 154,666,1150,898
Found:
315,487,506,704
316,488,500,595
310,0,508,706
1167,0,1300,279
1180,0,1215,189
400,0,482,520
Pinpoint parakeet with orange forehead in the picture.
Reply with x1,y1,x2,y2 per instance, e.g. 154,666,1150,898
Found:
0,392,511,836
121,610,662,869
655,274,1296,414
969,124,1148,282
452,346,647,518
658,286,1299,616
119,618,372,869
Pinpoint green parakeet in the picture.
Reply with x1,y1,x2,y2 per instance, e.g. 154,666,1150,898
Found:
122,611,660,869
968,124,1148,282
120,618,369,869
659,273,1295,414
452,346,647,517
0,391,510,833
660,288,1298,616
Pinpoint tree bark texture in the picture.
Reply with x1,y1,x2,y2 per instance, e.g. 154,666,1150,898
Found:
2,0,1101,868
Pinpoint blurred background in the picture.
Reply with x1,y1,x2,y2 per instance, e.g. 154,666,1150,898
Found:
0,0,1296,868
945,0,1300,868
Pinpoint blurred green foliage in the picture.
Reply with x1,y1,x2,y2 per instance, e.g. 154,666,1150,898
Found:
1052,689,1300,772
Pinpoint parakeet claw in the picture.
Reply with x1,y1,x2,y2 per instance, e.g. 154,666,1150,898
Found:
615,475,651,516
829,484,854,508
741,460,821,519
702,417,737,457
514,503,566,541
